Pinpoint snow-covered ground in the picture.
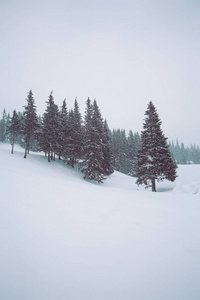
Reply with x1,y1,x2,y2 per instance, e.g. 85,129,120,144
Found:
0,143,200,300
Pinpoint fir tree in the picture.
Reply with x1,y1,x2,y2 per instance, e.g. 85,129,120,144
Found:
111,129,129,174
57,99,69,160
72,98,83,162
136,101,177,192
63,99,83,167
168,140,200,164
112,129,122,172
127,130,140,176
81,98,105,183
0,109,7,142
16,111,25,148
102,119,114,175
5,113,10,142
7,110,21,154
41,92,59,162
23,90,39,158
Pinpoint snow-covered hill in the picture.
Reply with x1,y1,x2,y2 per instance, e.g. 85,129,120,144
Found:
0,143,200,300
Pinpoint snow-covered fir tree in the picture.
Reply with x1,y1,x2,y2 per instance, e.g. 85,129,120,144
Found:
136,101,177,192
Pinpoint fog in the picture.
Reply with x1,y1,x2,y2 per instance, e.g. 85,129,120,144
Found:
0,0,200,146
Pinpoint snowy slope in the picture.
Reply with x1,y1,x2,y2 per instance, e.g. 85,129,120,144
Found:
0,143,200,300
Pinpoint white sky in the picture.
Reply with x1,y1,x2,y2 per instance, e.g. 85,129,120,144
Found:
0,0,200,146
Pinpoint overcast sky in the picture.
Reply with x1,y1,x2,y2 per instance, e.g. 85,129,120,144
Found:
0,0,200,146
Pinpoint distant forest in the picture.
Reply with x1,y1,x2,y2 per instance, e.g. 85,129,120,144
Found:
111,129,200,176
0,91,200,179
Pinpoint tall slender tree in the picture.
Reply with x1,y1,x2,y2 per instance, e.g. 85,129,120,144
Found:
127,130,140,176
40,92,59,162
136,101,177,192
7,110,21,154
23,90,38,158
102,119,114,175
81,99,106,183
63,99,83,167
0,109,7,142
72,98,83,161
57,99,69,160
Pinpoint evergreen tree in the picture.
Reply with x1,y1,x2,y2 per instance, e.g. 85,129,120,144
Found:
168,140,200,164
16,111,25,148
111,129,140,176
57,99,69,160
136,101,177,192
118,129,129,174
102,119,114,175
191,144,200,164
111,129,129,174
63,99,83,167
7,110,21,154
40,92,59,162
72,98,83,161
23,90,39,158
127,130,140,176
112,129,122,172
81,98,106,183
0,109,7,142
180,142,188,164
175,140,182,163
5,113,10,142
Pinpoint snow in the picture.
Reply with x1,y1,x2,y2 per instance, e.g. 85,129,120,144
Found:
0,143,200,300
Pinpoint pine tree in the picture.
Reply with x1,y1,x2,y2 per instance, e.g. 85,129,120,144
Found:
7,110,21,154
136,101,177,192
23,90,39,158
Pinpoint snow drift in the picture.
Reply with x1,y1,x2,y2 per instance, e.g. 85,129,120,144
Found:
0,143,200,300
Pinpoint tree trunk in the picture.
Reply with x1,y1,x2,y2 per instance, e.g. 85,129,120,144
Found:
151,179,156,192
11,135,14,154
24,143,27,159
48,151,50,162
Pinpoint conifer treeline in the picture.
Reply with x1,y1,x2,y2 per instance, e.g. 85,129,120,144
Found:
0,91,114,183
111,129,141,176
169,140,200,164
0,90,200,182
